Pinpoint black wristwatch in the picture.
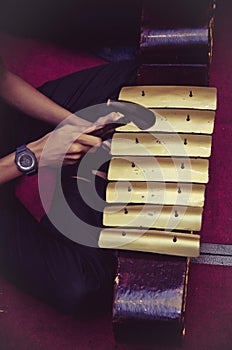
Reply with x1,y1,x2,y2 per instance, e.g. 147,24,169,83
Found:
15,144,38,176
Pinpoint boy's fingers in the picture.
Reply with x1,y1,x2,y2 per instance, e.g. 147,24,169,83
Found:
74,133,102,147
95,112,124,126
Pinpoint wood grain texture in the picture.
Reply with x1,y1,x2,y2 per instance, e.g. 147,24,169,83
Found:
113,251,189,344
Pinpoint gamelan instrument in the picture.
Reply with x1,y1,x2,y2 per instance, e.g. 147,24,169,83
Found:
98,0,217,345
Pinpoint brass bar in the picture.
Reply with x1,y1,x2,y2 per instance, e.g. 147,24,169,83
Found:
117,109,215,134
99,228,200,257
103,205,203,231
119,85,217,110
106,182,206,207
108,156,209,183
111,133,212,157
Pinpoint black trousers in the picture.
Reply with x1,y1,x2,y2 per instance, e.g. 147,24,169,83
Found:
0,60,138,313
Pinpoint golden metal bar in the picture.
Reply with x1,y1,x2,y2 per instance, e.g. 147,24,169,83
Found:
98,228,200,257
101,85,217,258
103,205,203,231
117,109,215,134
108,156,209,183
106,182,205,207
111,133,212,158
119,86,217,110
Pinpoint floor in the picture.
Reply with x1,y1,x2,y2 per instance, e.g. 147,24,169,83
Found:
0,2,232,349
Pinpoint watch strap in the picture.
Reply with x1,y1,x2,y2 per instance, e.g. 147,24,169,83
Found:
16,144,28,153
15,144,38,176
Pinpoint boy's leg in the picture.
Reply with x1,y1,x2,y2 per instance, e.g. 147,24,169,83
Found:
0,60,138,312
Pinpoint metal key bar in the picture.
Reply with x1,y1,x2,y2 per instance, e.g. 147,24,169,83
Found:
106,182,205,207
119,85,217,110
99,228,200,257
103,204,203,231
117,109,215,134
108,156,209,183
111,133,212,157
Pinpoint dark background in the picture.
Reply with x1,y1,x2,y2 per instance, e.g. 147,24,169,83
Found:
0,0,142,47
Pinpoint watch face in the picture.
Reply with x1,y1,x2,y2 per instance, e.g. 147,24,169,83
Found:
18,152,35,170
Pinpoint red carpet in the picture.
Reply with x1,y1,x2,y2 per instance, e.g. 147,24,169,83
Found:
0,32,107,87
0,2,232,349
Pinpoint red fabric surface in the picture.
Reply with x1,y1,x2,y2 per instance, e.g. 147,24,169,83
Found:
200,4,232,245
0,32,106,87
0,264,232,350
0,2,232,350
15,168,57,222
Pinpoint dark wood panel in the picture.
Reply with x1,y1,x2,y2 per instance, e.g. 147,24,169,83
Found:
113,251,189,345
